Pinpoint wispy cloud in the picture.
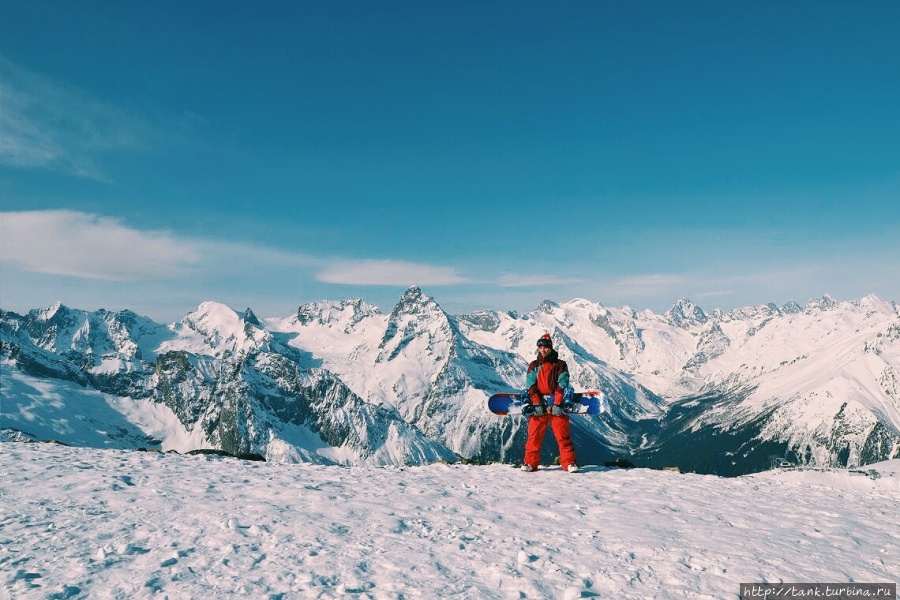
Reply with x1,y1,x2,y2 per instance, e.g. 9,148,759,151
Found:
613,274,685,289
317,259,472,286
0,211,201,280
0,210,472,288
0,56,160,180
4,211,896,322
0,210,325,282
497,274,585,288
692,289,736,300
608,274,687,300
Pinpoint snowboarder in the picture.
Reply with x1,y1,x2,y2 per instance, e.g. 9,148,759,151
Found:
521,334,579,473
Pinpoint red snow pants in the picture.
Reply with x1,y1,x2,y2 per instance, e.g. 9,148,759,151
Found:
523,413,577,470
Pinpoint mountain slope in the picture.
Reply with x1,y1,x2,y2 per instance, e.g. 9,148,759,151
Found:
263,288,655,464
1,301,458,465
2,290,898,473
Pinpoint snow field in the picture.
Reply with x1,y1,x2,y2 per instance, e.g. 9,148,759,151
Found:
1,442,897,599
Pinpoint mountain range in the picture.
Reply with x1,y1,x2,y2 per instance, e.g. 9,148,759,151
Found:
2,288,898,475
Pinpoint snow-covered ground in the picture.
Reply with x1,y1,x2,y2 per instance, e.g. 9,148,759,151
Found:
1,442,897,599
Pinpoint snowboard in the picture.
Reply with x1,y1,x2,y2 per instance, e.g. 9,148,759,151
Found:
488,391,607,416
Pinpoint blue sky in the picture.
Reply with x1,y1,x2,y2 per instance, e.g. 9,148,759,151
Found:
2,1,899,322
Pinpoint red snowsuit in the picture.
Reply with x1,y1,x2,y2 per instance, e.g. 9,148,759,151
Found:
523,349,577,470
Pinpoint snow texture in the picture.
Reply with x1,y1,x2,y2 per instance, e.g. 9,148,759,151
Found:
2,441,897,599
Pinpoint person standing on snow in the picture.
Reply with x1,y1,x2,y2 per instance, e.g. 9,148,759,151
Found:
521,334,579,473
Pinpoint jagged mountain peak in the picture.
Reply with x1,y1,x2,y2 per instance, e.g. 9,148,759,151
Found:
6,303,167,367
456,310,503,333
855,293,898,315
295,298,381,329
28,301,88,328
29,302,149,328
796,293,897,317
37,300,67,321
243,307,262,328
379,287,453,357
664,298,708,328
381,288,451,343
805,293,838,312
19,303,100,354
781,300,802,314
719,302,783,323
391,286,443,316
176,301,270,357
27,303,154,334
3,292,898,472
535,299,560,314
401,284,424,299
185,301,264,326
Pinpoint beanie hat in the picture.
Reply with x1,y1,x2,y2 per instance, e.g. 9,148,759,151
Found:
536,334,553,348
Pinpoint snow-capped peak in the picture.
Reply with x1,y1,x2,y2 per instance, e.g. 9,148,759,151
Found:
379,286,452,359
38,300,65,321
170,301,270,357
806,293,838,312
664,298,708,328
294,298,381,331
3,291,898,473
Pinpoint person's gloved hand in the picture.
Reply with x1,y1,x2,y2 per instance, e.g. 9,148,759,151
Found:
521,390,540,416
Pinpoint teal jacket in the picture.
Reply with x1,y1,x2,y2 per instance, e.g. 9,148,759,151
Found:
525,349,570,405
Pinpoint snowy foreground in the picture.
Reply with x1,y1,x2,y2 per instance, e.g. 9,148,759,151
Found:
2,443,898,600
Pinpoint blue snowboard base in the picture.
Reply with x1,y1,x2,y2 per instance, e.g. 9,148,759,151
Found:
488,392,607,416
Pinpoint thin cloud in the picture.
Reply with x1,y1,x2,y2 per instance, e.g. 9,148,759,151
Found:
692,289,736,300
0,210,462,289
0,56,159,180
614,274,685,288
0,210,326,282
497,274,585,288
317,260,472,286
0,211,201,280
